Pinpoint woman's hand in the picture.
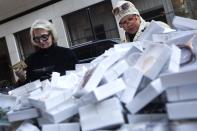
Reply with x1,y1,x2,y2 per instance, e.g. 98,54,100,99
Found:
14,68,27,82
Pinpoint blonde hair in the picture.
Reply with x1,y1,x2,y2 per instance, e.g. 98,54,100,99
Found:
30,19,58,45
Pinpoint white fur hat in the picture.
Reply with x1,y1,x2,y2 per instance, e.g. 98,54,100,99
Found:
112,0,140,24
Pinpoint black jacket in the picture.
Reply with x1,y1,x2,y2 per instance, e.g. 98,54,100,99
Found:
24,44,78,83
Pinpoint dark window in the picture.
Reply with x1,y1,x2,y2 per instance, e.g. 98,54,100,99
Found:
14,28,36,60
0,38,14,84
62,1,119,46
94,24,106,39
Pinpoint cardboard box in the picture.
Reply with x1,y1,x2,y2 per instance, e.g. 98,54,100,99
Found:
166,100,197,120
7,108,39,122
42,123,80,131
79,97,124,131
94,78,127,101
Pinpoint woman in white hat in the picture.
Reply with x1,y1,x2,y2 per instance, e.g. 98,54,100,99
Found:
112,0,170,42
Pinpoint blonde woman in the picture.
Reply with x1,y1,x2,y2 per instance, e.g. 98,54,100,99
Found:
15,19,78,85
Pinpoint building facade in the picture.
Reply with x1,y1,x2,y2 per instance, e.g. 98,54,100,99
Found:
0,0,195,83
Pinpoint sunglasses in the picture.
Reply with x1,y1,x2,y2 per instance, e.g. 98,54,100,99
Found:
112,3,130,16
33,33,51,43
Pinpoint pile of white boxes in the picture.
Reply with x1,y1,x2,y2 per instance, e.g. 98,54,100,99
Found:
1,16,197,131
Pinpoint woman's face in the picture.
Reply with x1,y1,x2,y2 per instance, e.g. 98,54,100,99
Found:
119,15,141,34
33,28,53,49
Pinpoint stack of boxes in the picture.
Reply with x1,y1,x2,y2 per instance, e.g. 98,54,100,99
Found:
0,16,197,131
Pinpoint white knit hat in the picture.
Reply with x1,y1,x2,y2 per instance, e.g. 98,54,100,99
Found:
112,0,140,24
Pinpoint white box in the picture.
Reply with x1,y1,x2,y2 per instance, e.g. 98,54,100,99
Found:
79,97,124,131
102,45,142,84
94,78,127,101
166,32,196,46
41,79,51,90
27,80,42,92
42,123,80,131
127,114,167,124
135,44,171,79
119,67,150,104
42,98,79,123
166,84,197,102
166,100,197,120
7,108,39,122
37,117,53,127
170,121,197,131
173,16,197,30
28,88,71,111
102,59,130,83
83,52,123,93
138,20,166,41
0,94,16,109
9,80,41,96
126,79,164,114
77,92,98,106
161,45,181,74
153,30,197,43
51,72,60,88
160,67,197,88
113,41,143,51
118,122,168,131
83,45,142,93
